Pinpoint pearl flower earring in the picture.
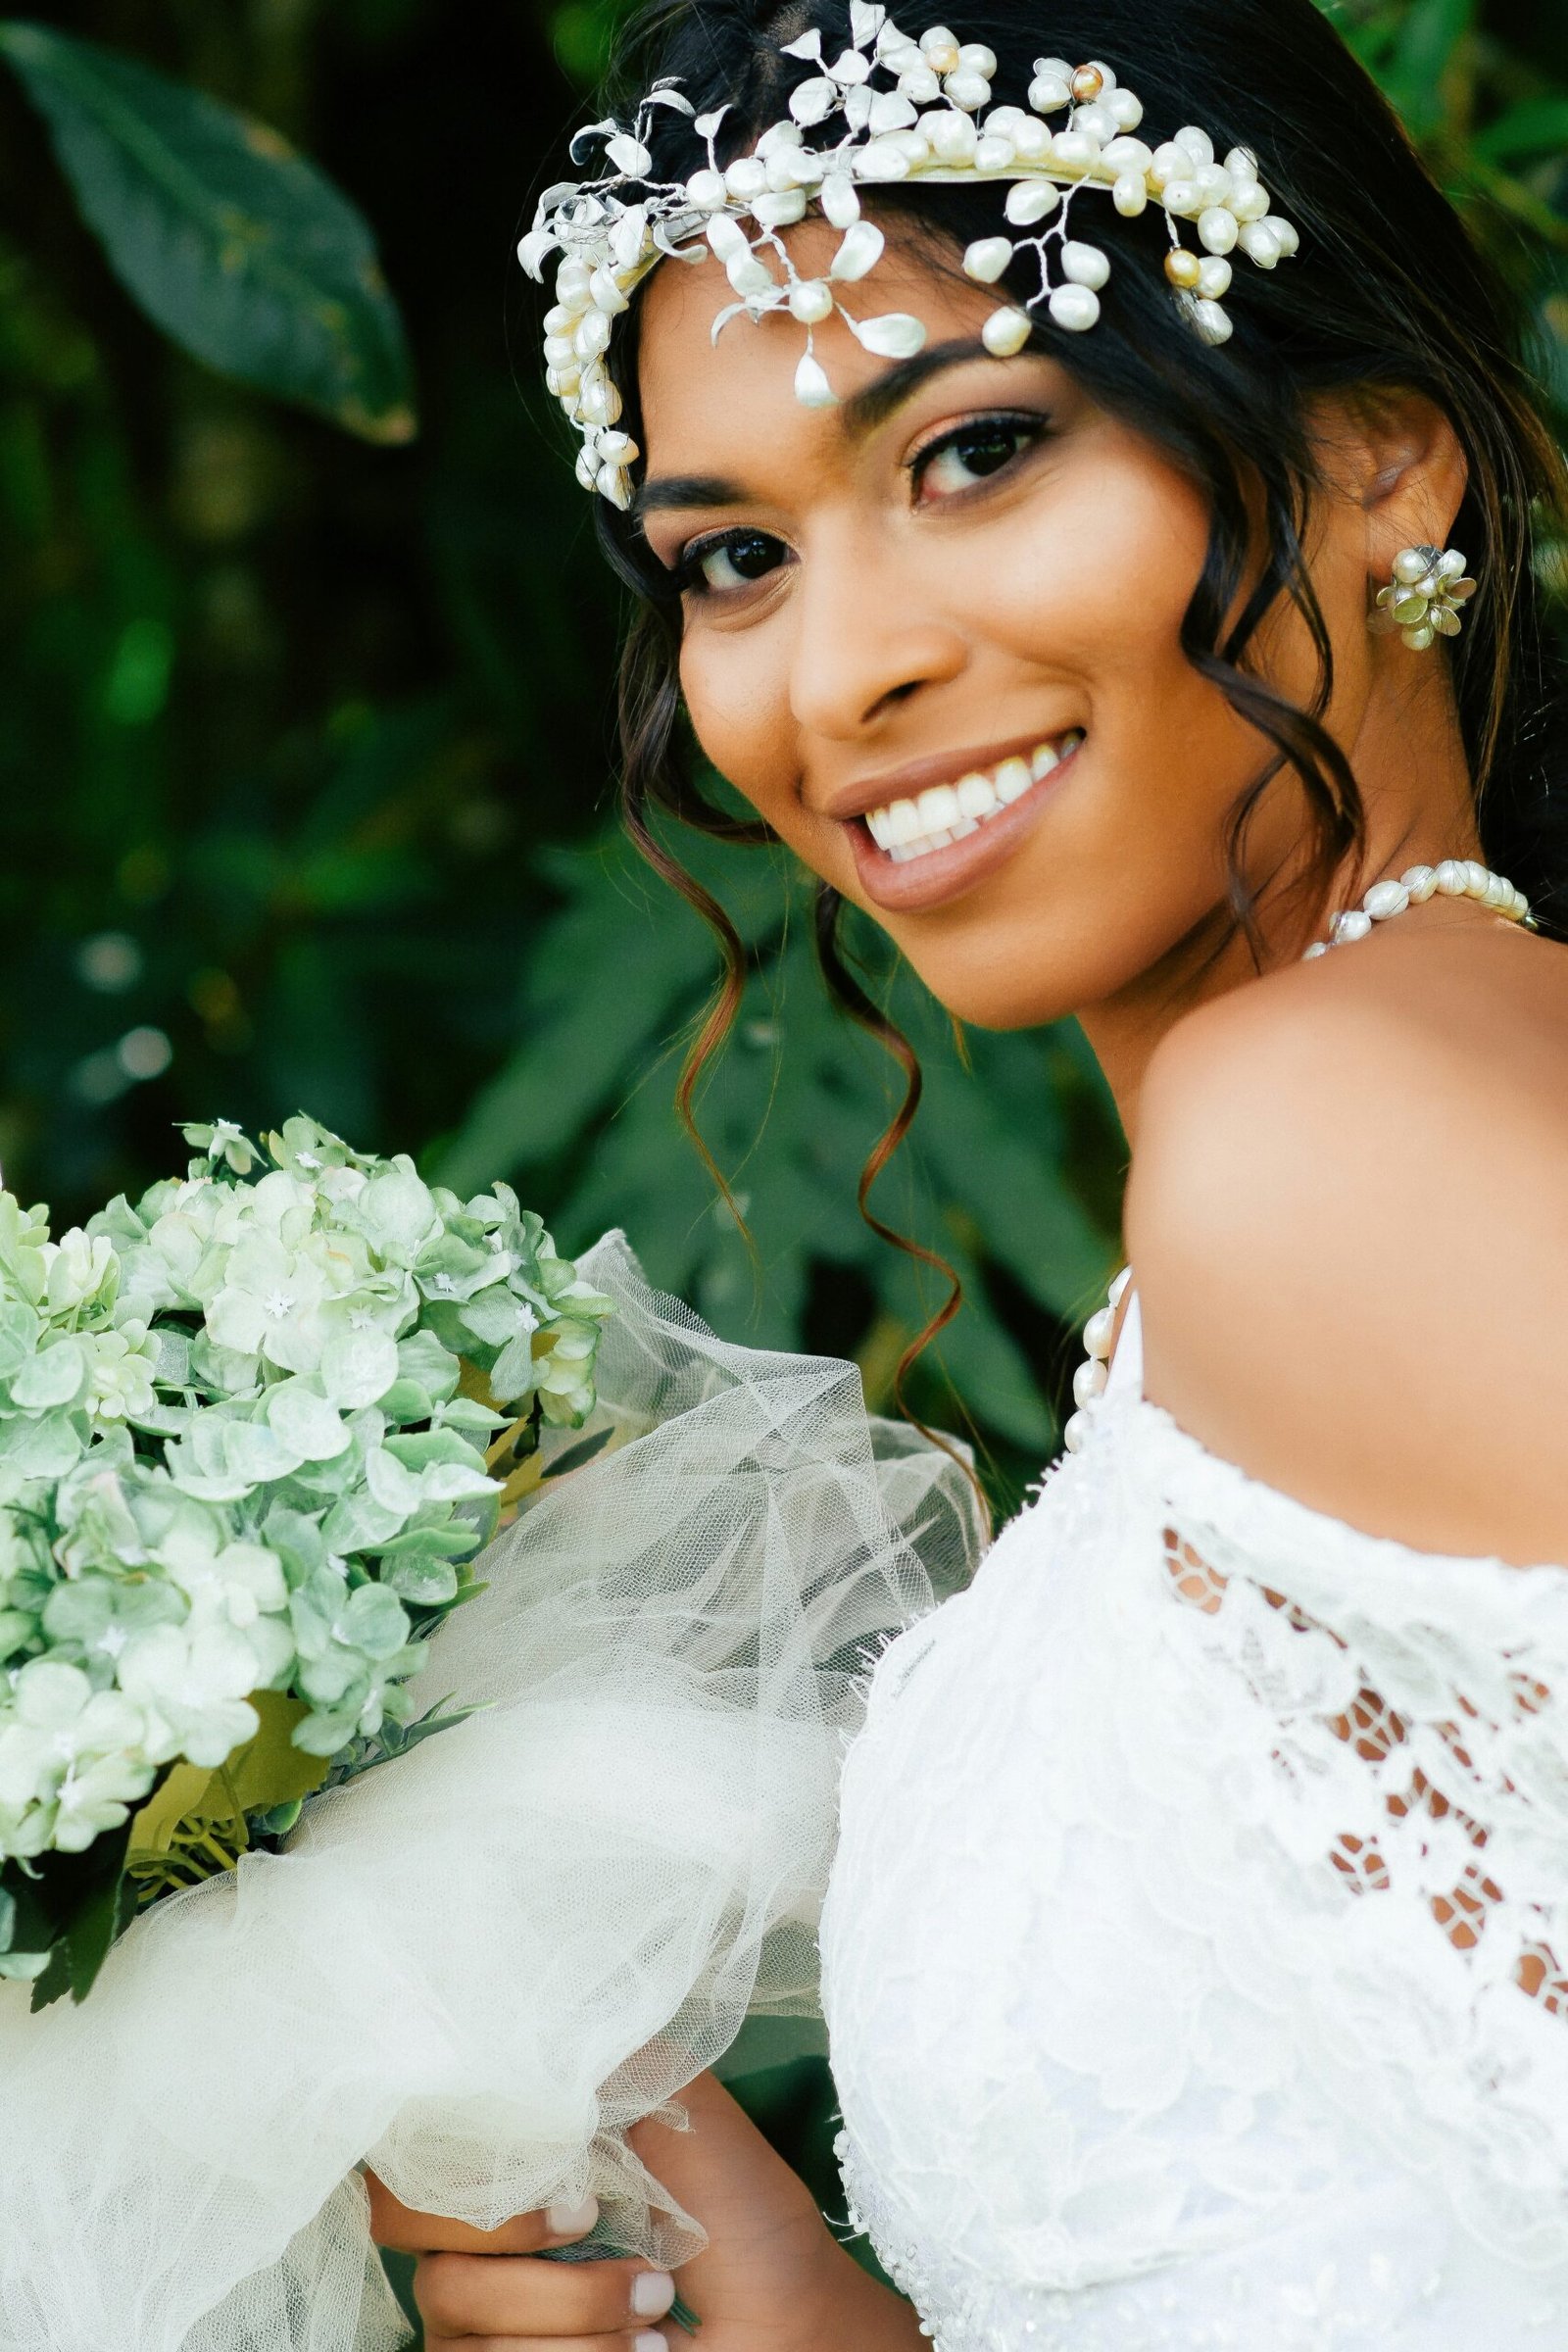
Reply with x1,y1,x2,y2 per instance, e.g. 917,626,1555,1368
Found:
1370,545,1477,652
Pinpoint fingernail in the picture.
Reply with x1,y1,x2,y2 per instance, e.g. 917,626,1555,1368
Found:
632,2271,676,2319
545,2193,599,2237
634,2334,668,2352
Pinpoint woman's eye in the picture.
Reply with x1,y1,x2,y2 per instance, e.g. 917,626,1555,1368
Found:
914,418,1042,501
680,528,789,595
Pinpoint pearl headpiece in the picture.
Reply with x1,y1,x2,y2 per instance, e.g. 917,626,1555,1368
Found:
518,3,1300,507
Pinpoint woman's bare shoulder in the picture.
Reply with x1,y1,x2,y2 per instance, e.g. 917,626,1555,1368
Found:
1124,922,1568,1565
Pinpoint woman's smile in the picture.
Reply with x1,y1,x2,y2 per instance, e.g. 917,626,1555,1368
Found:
839,726,1087,910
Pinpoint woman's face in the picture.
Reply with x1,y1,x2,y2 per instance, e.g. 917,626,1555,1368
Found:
634,220,1375,1029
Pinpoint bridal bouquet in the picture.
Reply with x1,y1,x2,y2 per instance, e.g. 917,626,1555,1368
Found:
0,1137,981,2352
0,1115,611,2004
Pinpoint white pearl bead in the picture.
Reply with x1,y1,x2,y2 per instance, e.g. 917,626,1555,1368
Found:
1189,298,1232,345
1107,1266,1132,1307
1198,205,1239,255
1464,859,1492,898
1051,128,1101,168
1083,1306,1116,1358
1393,547,1433,586
1004,179,1059,224
1301,940,1329,959
962,236,1013,283
1433,859,1469,894
982,304,1034,355
1362,879,1409,920
1112,172,1148,218
1228,180,1272,222
974,133,1016,171
1196,257,1233,298
788,277,835,323
1331,908,1373,943
1484,871,1513,908
1062,1409,1088,1453
945,68,993,110
1239,220,1282,268
1073,1357,1108,1407
1047,282,1100,331
1060,241,1110,290
1399,864,1436,902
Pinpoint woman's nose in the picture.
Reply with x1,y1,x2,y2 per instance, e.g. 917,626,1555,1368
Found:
786,532,969,740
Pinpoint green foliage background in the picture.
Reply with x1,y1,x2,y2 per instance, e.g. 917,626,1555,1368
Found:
1,0,1565,2325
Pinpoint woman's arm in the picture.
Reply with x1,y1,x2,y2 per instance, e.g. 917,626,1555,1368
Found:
368,2072,924,2351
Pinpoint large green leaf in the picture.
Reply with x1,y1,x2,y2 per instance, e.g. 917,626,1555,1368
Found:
0,21,416,442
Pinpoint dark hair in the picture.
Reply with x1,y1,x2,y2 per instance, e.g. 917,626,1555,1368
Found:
565,0,1568,1388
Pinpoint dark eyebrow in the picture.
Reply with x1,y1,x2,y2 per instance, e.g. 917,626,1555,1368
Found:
635,473,748,515
634,335,1002,518
836,336,994,436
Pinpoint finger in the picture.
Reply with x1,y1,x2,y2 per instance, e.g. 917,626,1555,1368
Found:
366,2174,599,2257
424,2335,668,2352
416,2251,676,2341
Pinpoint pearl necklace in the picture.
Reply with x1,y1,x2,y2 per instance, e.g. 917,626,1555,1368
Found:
1302,857,1529,958
1062,855,1530,1453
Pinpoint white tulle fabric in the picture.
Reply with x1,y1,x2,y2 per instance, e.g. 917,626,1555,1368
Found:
822,1298,1568,2348
0,1235,982,2352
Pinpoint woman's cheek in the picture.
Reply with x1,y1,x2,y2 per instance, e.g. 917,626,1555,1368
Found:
681,639,798,832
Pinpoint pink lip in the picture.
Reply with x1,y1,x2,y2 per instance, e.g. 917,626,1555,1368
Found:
845,735,1083,912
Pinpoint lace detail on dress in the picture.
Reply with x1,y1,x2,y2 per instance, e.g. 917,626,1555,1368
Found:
821,1360,1568,2350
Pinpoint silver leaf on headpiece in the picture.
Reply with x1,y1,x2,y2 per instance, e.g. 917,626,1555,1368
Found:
569,118,620,162
605,133,654,176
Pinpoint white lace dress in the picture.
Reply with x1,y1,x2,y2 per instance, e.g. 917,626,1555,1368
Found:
819,1299,1568,2348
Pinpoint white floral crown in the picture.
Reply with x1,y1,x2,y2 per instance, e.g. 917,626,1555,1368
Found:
517,2,1300,508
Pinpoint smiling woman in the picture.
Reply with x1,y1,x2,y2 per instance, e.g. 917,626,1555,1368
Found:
377,1,1568,2346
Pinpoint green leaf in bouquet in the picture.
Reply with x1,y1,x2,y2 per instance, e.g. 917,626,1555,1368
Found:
125,1692,330,1902
0,21,417,443
537,1425,614,1482
10,1823,136,2009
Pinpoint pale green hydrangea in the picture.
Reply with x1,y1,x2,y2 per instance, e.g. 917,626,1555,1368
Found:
0,1117,610,1924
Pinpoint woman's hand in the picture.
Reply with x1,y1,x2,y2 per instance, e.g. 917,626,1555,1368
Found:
367,2176,678,2348
367,2071,923,2351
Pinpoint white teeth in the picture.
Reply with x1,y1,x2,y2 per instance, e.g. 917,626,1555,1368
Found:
916,783,960,831
863,731,1083,862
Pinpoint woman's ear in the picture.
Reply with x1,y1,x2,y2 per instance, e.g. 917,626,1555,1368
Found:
1314,388,1470,579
